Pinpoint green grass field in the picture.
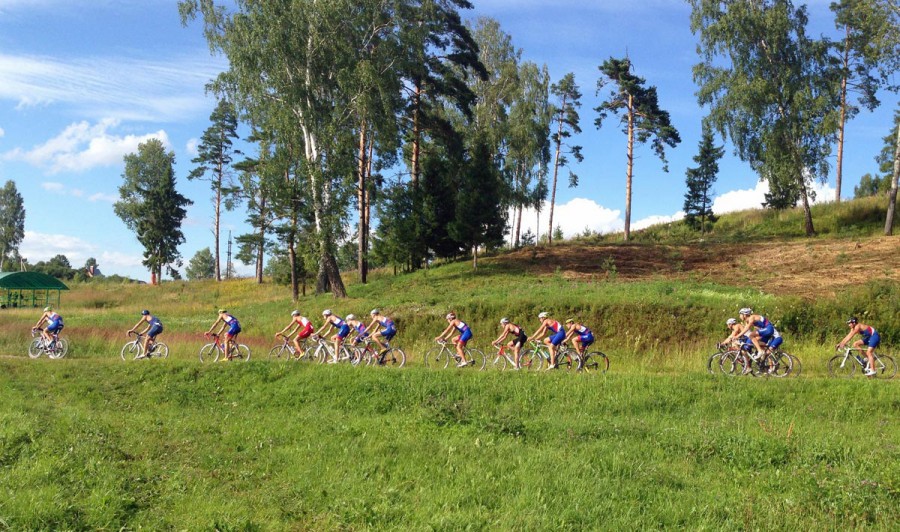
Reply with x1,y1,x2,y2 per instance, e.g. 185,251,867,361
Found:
1,197,898,528
1,360,897,529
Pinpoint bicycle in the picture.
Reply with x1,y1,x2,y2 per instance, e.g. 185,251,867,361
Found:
828,347,896,379
351,337,407,368
28,328,68,359
489,342,535,371
707,343,733,375
720,342,792,378
121,331,169,361
423,340,485,370
311,335,356,365
268,334,315,362
523,341,580,371
199,333,251,363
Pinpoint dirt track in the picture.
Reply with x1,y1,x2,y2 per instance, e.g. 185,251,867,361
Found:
497,236,899,299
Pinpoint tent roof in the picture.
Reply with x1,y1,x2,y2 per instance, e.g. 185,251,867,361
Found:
0,272,70,290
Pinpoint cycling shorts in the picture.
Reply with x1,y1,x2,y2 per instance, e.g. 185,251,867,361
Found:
297,322,314,340
227,322,241,337
512,331,527,348
148,324,163,339
766,335,783,349
47,320,63,333
336,324,351,339
756,324,775,341
379,327,397,341
457,328,472,345
549,328,566,346
863,332,881,348
579,332,594,347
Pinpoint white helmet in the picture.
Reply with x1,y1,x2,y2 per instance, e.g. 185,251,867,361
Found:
739,308,752,316
346,314,356,321
726,318,737,326
291,310,300,316
538,311,549,319
445,312,456,320
370,309,380,316
322,309,333,316
500,317,510,325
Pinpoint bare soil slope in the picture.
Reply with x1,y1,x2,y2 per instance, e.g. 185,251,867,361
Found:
496,236,899,299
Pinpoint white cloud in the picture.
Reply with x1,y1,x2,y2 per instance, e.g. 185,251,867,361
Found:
20,230,142,270
186,138,200,156
0,52,224,122
517,197,623,239
41,182,65,192
712,179,838,214
0,126,5,138
633,211,685,230
88,192,117,203
3,118,170,173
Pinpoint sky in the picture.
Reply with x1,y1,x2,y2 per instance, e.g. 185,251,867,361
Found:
0,0,896,281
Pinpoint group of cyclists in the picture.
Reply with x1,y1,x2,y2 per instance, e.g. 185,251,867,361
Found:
30,305,883,375
717,307,883,377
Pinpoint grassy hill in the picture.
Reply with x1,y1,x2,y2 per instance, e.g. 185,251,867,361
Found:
0,196,897,528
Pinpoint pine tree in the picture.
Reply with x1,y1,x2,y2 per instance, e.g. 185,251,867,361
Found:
683,125,724,232
0,180,25,271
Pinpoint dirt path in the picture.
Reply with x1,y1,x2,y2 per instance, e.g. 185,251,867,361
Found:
496,236,899,298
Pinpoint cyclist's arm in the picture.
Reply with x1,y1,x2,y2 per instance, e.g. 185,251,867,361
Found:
435,323,454,341
206,318,222,335
836,326,858,349
363,318,379,334
314,321,332,337
34,314,48,329
531,324,547,340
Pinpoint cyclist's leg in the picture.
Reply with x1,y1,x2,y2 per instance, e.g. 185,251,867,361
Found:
544,338,557,367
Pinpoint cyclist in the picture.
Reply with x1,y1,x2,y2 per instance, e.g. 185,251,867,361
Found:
530,311,565,370
837,317,880,377
435,312,472,367
127,310,163,359
731,308,780,359
564,318,594,356
365,309,397,353
720,318,748,348
492,317,528,369
275,310,314,358
345,314,369,346
33,306,64,347
207,309,242,361
315,309,350,363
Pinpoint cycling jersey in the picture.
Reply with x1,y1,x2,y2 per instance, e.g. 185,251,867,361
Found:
46,312,64,332
860,326,881,348
222,314,241,336
295,316,313,339
377,317,397,340
147,315,163,338
509,324,527,347
454,320,472,344
753,316,775,340
575,325,594,347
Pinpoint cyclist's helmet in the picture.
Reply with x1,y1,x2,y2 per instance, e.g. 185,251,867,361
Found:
291,310,300,316
322,309,333,316
218,309,227,314
739,308,752,316
499,317,510,325
445,312,456,320
847,316,858,325
538,311,549,319
370,309,380,316
141,310,150,316
346,314,356,321
565,318,575,324
726,318,737,326
43,306,52,312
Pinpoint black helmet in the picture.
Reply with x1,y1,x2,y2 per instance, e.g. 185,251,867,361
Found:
141,310,150,316
847,316,858,325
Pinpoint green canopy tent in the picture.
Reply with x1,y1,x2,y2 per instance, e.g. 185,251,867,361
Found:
0,272,69,309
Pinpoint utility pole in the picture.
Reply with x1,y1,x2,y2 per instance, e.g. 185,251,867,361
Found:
226,231,234,279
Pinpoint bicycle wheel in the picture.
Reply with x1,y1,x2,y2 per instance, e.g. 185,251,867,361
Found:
827,354,855,378
121,340,142,361
232,344,251,361
517,350,536,371
873,355,897,379
556,350,576,371
314,343,332,364
423,347,448,369
491,351,508,370
787,354,802,377
521,349,543,371
50,338,69,359
383,347,406,368
465,348,486,370
706,352,724,374
199,343,219,363
28,339,43,359
582,351,610,373
268,344,289,361
153,343,169,359
350,346,366,366
769,352,793,378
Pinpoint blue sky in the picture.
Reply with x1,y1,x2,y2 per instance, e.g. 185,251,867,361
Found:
0,0,896,281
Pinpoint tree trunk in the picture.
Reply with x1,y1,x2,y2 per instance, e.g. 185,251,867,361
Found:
411,82,422,191
255,196,266,284
548,95,566,245
885,123,900,236
316,252,347,297
357,121,368,284
288,214,299,303
624,96,635,241
835,28,850,203
515,204,523,248
215,180,222,281
472,245,478,269
799,179,816,237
